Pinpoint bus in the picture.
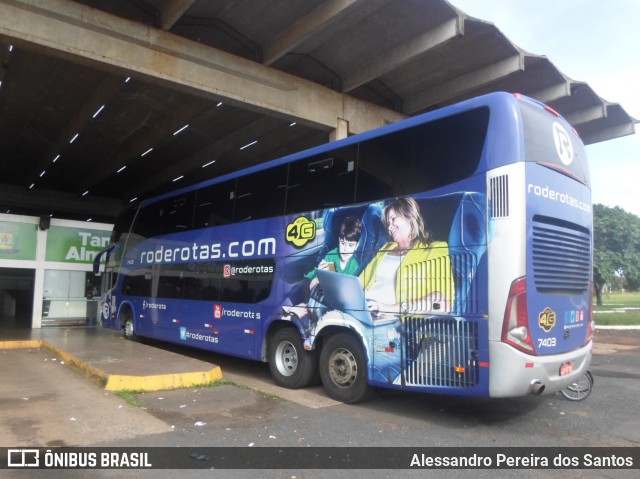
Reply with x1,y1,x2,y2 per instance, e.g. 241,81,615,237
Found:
94,92,593,403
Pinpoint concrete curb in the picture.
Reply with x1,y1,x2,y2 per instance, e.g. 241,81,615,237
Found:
0,339,223,392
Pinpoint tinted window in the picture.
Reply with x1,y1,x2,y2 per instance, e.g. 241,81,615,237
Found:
357,108,488,202
130,201,164,239
163,193,195,233
286,145,358,214
122,269,152,296
235,165,287,221
156,260,274,303
193,180,236,229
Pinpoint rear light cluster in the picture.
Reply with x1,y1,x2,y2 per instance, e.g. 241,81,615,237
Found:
501,277,537,355
584,283,595,345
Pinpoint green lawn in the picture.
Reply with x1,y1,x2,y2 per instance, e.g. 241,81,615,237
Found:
593,291,640,326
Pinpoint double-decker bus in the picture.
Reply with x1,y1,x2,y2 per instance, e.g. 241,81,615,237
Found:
95,92,593,403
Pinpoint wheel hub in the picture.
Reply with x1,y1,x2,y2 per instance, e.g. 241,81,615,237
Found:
275,341,298,377
328,347,357,387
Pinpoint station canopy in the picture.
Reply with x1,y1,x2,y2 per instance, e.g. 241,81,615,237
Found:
0,0,635,222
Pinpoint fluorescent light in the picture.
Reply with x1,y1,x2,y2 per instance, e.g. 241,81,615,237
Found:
53,154,60,163
216,102,223,107
70,133,79,144
289,122,297,127
117,166,127,173
129,197,138,203
240,140,257,150
202,160,216,168
93,105,105,118
173,124,188,135
172,175,184,182
86,218,92,222
39,171,46,177
29,184,35,189
141,148,153,157
8,45,13,52
125,77,131,83
82,191,89,196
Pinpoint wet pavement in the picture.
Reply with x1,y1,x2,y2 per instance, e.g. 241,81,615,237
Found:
0,327,222,391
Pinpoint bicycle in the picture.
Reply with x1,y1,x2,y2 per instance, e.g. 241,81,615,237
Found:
560,370,593,401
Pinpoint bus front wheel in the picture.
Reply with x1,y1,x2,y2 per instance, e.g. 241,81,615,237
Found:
268,328,317,389
319,332,373,403
122,311,136,341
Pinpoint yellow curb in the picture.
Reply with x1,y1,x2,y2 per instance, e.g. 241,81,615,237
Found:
0,339,224,392
104,368,223,391
0,340,43,349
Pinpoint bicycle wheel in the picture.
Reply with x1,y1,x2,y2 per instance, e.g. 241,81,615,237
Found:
560,371,593,401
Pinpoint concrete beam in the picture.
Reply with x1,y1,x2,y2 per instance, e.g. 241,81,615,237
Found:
342,17,463,93
404,54,524,114
528,82,571,104
263,0,360,66
0,0,405,135
565,104,606,126
157,0,195,30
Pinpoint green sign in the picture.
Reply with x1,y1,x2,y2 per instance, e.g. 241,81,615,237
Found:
46,226,111,264
0,221,38,260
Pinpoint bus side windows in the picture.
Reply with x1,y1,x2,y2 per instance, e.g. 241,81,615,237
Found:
285,146,357,214
235,165,287,221
193,180,236,229
163,193,195,233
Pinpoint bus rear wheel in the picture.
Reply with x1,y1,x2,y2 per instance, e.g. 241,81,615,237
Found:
268,328,317,389
319,332,373,403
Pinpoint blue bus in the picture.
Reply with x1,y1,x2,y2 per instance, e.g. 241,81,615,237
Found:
95,92,593,403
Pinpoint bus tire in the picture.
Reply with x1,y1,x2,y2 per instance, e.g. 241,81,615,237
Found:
319,332,373,404
268,328,317,389
121,310,137,341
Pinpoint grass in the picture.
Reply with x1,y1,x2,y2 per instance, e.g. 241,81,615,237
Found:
115,379,243,408
593,291,640,326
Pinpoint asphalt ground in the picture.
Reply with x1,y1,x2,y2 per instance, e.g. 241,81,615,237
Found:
1,326,639,478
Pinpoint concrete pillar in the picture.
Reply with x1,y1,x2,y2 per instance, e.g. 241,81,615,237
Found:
330,118,349,142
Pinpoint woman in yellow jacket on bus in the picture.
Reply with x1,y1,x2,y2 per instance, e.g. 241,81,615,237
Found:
359,197,454,321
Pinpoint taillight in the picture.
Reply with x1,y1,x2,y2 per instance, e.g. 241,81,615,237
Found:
502,277,536,354
584,283,595,345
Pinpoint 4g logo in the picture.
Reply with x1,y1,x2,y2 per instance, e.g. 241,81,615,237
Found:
286,217,316,247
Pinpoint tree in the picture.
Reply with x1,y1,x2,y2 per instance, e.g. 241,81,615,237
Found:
593,204,640,304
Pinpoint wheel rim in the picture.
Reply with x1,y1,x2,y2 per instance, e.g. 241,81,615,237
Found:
274,340,298,377
561,374,592,401
124,319,134,338
328,347,358,388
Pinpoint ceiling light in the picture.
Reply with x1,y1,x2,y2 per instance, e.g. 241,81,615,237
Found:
29,184,35,189
39,171,45,177
129,197,138,203
8,45,13,52
125,77,131,83
93,105,105,118
141,148,153,157
82,191,89,196
173,175,184,182
53,154,60,163
240,140,257,150
173,124,189,135
216,102,223,107
290,122,297,127
117,166,127,173
86,218,92,222
70,133,79,144
202,160,215,168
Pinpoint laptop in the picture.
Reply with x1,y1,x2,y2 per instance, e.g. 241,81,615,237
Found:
314,268,375,326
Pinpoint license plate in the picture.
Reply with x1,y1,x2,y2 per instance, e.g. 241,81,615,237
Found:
560,362,573,376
